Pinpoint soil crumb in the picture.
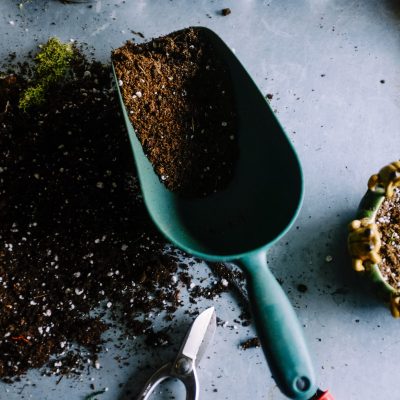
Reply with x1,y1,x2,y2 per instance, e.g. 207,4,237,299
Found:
221,8,232,16
240,337,260,350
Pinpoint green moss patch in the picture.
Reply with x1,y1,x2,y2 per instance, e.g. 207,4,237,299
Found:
19,38,74,111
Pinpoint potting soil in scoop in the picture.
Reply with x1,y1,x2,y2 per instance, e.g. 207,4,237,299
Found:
112,27,239,197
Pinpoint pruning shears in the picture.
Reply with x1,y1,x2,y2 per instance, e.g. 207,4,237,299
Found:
136,307,216,400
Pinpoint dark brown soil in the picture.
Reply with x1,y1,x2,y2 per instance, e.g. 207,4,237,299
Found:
0,45,244,381
112,27,238,197
240,337,260,350
297,283,308,293
376,187,400,288
221,8,232,16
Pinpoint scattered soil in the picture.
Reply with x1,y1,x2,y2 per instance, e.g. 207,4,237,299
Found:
376,187,400,288
0,43,245,381
112,27,239,197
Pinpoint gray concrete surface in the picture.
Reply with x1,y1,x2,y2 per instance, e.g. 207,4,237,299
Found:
1,0,400,399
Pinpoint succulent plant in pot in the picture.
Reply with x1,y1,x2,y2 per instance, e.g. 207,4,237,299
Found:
348,161,400,317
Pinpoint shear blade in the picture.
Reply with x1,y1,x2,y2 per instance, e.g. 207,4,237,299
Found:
179,307,216,364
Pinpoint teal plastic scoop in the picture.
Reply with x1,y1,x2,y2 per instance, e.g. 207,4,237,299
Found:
112,27,316,399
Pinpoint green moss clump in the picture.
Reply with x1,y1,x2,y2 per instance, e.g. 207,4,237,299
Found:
35,37,74,81
18,85,46,111
19,38,74,111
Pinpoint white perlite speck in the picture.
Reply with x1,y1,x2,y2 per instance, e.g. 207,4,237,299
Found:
325,255,333,263
106,302,112,308
121,244,128,251
75,288,84,295
44,309,52,317
118,80,123,87
221,278,229,287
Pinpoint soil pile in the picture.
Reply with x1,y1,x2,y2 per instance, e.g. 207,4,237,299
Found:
0,44,240,380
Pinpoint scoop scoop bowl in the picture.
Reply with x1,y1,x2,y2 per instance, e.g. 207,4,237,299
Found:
112,27,316,399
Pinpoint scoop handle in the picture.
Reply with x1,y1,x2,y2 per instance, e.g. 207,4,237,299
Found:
238,251,316,399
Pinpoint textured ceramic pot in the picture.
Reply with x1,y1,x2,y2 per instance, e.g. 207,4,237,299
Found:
348,161,400,317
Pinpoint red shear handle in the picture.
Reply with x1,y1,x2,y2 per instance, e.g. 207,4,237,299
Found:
313,390,334,400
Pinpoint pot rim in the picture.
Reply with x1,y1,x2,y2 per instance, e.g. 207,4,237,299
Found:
353,188,397,296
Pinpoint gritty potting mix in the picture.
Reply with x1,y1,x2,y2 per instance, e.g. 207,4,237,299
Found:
376,187,400,288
